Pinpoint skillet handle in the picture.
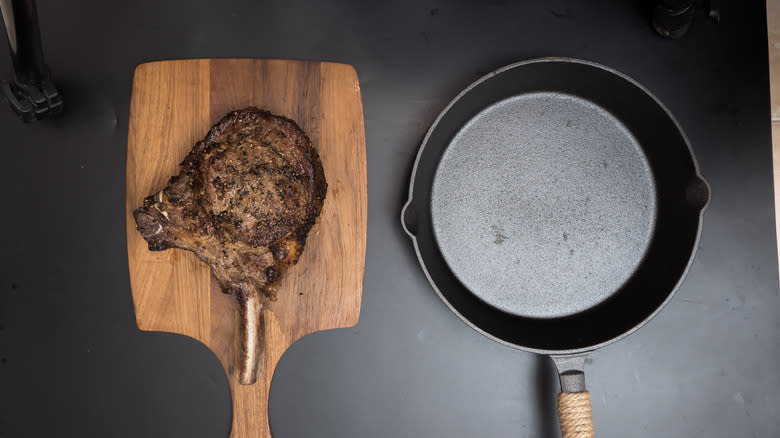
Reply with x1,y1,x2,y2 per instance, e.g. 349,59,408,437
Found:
557,392,594,438
552,354,594,438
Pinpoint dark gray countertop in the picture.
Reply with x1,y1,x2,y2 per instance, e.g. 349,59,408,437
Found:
1,1,778,437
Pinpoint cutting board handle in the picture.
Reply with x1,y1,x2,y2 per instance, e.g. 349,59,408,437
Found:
222,308,285,437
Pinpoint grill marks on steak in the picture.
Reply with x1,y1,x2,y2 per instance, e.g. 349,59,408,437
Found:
134,107,327,301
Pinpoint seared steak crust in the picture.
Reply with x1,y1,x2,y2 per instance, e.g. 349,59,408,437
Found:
134,107,327,300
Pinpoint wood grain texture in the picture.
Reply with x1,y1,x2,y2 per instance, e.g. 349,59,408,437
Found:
126,59,366,438
769,0,780,276
772,124,780,274
768,0,780,121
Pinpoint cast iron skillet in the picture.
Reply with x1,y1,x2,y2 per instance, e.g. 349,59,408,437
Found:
402,58,709,437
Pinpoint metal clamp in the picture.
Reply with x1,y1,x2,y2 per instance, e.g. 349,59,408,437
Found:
0,0,63,121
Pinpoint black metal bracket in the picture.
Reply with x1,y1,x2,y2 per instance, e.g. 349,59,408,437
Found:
651,0,720,40
0,0,62,121
1,74,62,121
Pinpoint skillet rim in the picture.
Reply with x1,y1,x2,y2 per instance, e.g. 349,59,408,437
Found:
401,57,710,355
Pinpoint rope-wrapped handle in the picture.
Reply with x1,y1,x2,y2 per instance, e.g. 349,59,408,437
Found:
557,391,594,438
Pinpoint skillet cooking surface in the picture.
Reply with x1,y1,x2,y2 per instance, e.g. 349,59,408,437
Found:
432,92,657,318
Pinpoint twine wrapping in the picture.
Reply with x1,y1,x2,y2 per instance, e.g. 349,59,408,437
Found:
557,391,595,438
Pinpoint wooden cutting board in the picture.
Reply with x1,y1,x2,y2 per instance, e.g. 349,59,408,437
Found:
125,59,366,437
